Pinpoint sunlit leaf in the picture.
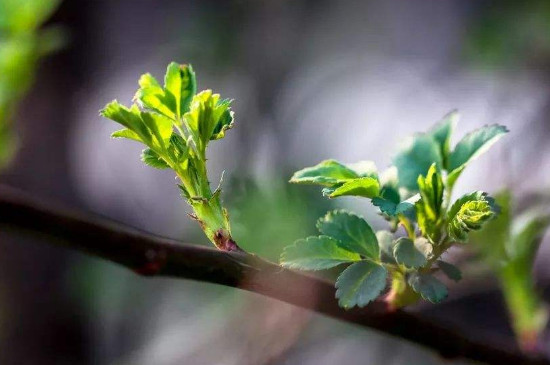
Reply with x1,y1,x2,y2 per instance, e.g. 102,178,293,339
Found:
141,148,169,169
317,210,379,259
110,129,142,142
323,177,380,199
290,159,361,186
447,191,496,242
280,236,360,271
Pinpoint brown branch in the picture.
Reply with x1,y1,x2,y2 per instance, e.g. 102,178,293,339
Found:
0,184,547,365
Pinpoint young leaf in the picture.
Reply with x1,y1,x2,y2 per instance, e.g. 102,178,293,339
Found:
280,236,361,271
184,90,234,149
448,124,508,185
322,177,380,198
417,163,443,219
335,261,388,308
427,110,458,169
141,148,169,169
140,111,173,142
408,272,448,303
437,261,462,282
167,133,189,162
317,210,379,259
415,164,444,242
210,99,234,140
135,73,175,119
290,159,361,186
393,237,428,268
447,191,496,242
164,62,196,117
393,134,442,192
111,129,142,142
100,101,152,143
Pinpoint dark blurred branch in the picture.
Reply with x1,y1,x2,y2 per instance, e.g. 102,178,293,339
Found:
0,184,547,365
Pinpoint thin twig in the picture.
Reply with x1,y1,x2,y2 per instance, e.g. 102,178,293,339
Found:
0,184,547,365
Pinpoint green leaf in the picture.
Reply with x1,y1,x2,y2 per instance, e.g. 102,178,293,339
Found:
111,129,142,142
447,191,496,242
408,272,448,303
376,230,395,263
371,197,398,216
417,163,443,220
415,202,431,242
135,73,175,119
168,133,189,162
164,63,197,117
335,261,388,308
184,90,234,150
469,191,511,264
415,164,444,242
323,177,380,198
445,165,465,191
380,185,401,203
141,148,169,169
100,101,152,143
134,63,197,120
280,236,360,271
317,210,379,259
427,110,458,169
437,261,462,282
396,194,421,213
393,134,442,191
138,73,161,89
372,192,419,217
449,124,508,176
393,237,428,268
102,100,174,150
210,99,234,140
371,185,400,215
290,160,360,186
140,110,173,145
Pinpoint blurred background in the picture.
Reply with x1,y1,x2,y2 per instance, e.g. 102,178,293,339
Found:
1,0,550,364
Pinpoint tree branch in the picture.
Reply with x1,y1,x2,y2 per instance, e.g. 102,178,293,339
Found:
0,184,547,365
